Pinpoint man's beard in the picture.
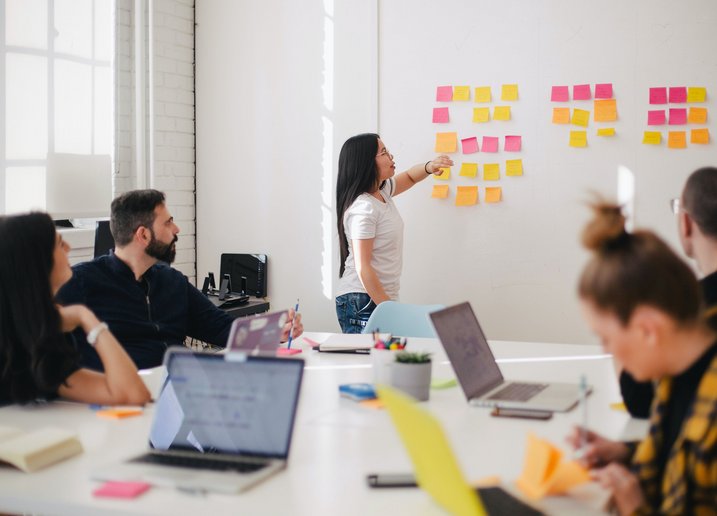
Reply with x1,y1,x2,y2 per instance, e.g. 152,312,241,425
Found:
146,231,177,264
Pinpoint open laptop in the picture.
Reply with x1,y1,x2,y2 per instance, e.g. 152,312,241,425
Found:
226,310,288,354
430,302,586,412
377,386,544,515
92,349,304,494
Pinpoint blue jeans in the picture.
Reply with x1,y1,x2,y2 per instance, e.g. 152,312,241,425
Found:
335,293,376,334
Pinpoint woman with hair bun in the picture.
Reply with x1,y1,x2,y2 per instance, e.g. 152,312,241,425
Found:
566,201,717,515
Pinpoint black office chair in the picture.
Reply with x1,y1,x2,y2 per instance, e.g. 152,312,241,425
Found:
94,220,115,258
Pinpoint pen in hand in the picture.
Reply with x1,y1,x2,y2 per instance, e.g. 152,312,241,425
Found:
287,298,300,349
576,374,588,459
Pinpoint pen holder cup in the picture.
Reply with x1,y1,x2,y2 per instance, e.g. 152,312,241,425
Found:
371,349,395,386
390,361,432,402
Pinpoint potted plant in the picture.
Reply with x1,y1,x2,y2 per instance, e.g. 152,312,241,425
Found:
390,351,432,401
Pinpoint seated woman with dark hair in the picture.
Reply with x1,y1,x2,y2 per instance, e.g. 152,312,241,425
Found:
0,212,150,405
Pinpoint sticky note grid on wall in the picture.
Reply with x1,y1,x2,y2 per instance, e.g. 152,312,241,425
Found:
550,83,618,147
643,86,710,147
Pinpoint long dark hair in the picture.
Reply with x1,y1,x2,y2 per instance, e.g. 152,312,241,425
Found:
336,133,380,277
0,213,78,403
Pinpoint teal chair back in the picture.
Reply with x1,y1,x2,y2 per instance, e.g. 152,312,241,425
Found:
362,301,445,338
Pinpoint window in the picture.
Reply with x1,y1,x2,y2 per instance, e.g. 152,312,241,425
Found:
1,0,114,215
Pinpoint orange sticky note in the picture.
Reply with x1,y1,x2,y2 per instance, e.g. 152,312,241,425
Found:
485,187,502,203
453,85,470,101
505,159,523,177
474,86,491,103
571,108,590,127
434,167,451,180
435,132,457,153
668,131,687,149
431,184,449,198
473,107,490,123
688,107,707,124
690,128,710,144
483,163,500,181
501,84,519,101
455,186,478,206
493,106,511,121
593,99,617,122
569,131,587,147
687,87,707,103
597,127,615,136
97,408,144,419
459,162,478,178
642,131,661,145
552,107,570,124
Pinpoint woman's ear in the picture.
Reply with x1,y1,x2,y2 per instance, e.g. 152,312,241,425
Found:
630,305,668,349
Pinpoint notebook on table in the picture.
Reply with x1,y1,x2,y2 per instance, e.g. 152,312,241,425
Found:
92,349,304,494
430,302,587,412
378,386,544,516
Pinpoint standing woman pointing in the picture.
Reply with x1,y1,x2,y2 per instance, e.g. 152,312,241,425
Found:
335,133,452,333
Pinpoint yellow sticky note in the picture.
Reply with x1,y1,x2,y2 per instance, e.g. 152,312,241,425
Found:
434,167,451,180
459,162,478,178
505,159,523,177
691,128,710,144
501,84,518,101
597,127,615,136
493,106,511,121
668,131,687,149
473,107,490,123
483,163,500,181
610,401,627,412
569,130,587,147
455,186,478,206
593,99,617,122
431,184,449,198
474,86,491,103
571,108,590,127
688,107,707,124
435,132,457,153
552,107,570,124
642,131,661,145
687,86,707,103
485,187,502,203
453,85,470,101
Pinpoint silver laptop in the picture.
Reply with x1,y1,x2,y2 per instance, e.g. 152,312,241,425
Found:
430,302,586,412
227,310,288,354
92,349,304,494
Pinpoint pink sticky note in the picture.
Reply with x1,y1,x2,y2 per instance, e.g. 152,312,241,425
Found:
573,84,592,100
93,481,151,499
647,110,666,125
481,136,499,153
595,83,613,99
668,108,687,125
649,87,667,104
551,86,569,102
436,86,453,102
504,135,522,152
277,348,302,355
669,87,687,103
432,107,449,123
461,136,479,154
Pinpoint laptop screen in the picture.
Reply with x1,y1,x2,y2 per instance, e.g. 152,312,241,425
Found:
226,310,288,353
430,302,504,399
149,351,303,459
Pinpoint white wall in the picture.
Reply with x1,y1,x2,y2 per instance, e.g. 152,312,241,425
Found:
196,0,717,342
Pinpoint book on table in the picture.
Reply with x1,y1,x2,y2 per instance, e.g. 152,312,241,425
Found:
316,333,390,353
0,425,83,473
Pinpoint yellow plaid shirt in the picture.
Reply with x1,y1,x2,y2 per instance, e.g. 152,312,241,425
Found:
631,352,717,515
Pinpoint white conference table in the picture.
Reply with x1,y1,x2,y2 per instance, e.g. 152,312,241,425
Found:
0,333,649,516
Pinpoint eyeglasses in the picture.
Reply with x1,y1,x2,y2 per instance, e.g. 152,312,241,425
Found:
670,198,681,215
376,148,392,158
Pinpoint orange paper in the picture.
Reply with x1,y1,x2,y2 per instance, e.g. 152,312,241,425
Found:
455,186,478,206
552,107,570,124
97,408,144,419
435,132,458,153
431,185,449,198
593,99,617,122
690,128,710,144
668,131,687,149
688,107,707,124
485,187,502,203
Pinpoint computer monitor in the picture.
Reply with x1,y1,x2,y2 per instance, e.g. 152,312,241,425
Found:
94,220,115,258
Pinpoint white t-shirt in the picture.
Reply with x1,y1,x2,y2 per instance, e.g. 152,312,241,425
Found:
337,178,404,300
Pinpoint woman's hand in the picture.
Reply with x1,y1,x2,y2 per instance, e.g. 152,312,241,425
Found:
281,309,304,342
57,304,99,333
593,463,645,515
565,426,632,468
427,155,454,174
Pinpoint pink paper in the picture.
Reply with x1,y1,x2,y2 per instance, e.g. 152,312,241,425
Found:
649,87,667,104
573,84,592,100
461,136,479,154
669,108,687,125
432,107,449,123
647,110,666,125
504,135,522,152
595,83,613,99
481,136,499,153
669,87,687,103
93,481,151,499
436,86,453,102
551,86,569,102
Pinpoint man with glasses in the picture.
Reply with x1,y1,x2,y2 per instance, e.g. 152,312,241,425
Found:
621,166,717,418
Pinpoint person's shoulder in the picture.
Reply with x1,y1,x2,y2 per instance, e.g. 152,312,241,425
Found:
152,262,191,283
70,255,112,278
347,193,378,215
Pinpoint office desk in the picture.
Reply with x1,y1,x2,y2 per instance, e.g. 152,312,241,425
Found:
0,335,648,515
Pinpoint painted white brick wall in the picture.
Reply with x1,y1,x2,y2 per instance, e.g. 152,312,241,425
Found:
115,0,197,283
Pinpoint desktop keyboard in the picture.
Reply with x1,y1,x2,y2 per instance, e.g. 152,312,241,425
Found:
486,382,548,402
132,453,268,473
476,486,544,515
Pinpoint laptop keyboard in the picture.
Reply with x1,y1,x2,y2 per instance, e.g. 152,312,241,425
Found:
477,486,544,515
486,382,548,402
131,453,269,474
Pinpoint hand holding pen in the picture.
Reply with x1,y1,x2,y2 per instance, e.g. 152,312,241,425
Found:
286,299,300,349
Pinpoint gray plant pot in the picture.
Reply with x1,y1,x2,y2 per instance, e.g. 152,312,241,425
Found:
390,361,432,401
